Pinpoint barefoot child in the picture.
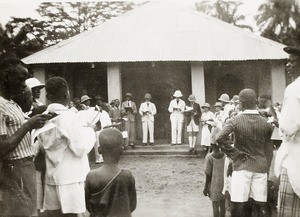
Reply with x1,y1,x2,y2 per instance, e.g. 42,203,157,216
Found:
203,143,226,217
85,128,137,217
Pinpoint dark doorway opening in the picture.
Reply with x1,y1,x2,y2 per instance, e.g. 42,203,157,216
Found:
216,74,244,99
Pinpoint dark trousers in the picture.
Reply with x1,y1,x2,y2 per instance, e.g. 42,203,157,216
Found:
1,158,36,217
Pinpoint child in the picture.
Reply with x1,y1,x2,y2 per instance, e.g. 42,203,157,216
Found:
200,103,214,153
85,128,137,217
203,143,226,217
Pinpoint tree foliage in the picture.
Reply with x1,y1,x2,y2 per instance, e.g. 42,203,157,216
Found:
255,0,300,46
0,1,134,58
195,0,253,31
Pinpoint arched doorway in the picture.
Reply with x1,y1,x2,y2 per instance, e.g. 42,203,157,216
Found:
216,74,244,99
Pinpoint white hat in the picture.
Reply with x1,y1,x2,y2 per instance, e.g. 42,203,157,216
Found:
218,93,230,103
25,78,45,89
80,95,91,103
173,90,183,98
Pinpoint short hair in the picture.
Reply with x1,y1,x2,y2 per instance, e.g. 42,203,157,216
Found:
98,128,123,152
45,76,68,101
239,89,257,109
0,56,23,90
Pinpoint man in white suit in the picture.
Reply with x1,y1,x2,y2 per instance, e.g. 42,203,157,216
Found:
139,93,157,146
168,90,186,146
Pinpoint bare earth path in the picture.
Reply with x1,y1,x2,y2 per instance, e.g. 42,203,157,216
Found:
93,156,215,217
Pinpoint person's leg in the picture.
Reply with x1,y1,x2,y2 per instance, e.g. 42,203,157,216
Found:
148,120,154,144
231,170,252,217
129,121,135,145
219,199,225,217
171,120,176,145
192,132,198,149
124,120,130,146
212,201,220,217
19,160,37,216
142,120,147,144
187,132,193,148
177,121,183,145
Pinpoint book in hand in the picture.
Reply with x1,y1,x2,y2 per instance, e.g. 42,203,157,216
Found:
125,107,133,112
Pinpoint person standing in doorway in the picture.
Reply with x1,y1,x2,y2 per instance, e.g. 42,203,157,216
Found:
168,90,186,146
184,94,201,153
121,93,137,149
139,93,157,146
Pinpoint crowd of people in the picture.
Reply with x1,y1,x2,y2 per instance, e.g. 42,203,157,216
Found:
0,45,300,217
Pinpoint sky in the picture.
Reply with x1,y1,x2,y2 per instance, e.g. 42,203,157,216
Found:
0,0,265,30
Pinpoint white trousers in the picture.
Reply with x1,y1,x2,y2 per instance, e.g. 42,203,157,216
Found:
94,131,103,163
171,119,183,144
142,119,154,143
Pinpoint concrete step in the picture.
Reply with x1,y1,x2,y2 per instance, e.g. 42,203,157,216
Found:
123,143,206,157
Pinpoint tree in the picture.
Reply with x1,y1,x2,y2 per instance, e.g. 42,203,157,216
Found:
255,0,300,46
0,1,134,58
36,1,134,45
0,18,47,58
195,0,253,31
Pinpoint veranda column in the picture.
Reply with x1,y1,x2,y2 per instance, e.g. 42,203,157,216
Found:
191,61,205,153
31,65,46,104
271,60,286,104
107,63,122,103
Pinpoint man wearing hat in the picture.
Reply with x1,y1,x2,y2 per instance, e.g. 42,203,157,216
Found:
275,46,300,216
218,93,234,123
139,93,157,146
80,95,91,110
168,90,186,146
184,94,201,152
25,77,45,109
121,93,137,148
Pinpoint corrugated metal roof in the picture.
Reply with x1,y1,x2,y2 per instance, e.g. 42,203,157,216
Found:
22,1,288,64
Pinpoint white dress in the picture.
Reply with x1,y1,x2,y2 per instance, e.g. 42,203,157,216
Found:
201,111,214,146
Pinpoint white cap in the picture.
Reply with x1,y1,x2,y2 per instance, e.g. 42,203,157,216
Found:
25,78,45,89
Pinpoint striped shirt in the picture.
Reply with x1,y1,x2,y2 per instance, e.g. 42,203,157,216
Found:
216,110,273,173
0,96,33,160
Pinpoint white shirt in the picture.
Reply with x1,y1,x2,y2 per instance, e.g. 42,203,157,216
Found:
275,77,300,196
139,101,157,122
37,103,95,185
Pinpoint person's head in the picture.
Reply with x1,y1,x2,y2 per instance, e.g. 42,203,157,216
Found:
73,97,81,106
80,95,91,106
173,90,183,101
144,93,152,102
114,99,120,107
211,143,220,152
214,102,222,112
98,128,123,164
125,93,132,101
239,89,257,111
188,94,196,103
12,85,33,112
218,93,230,106
95,95,103,106
45,76,70,106
258,93,272,109
232,95,239,106
0,56,29,99
201,103,211,112
284,46,300,78
25,77,45,101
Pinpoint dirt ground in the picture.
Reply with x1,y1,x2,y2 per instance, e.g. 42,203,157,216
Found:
93,156,216,217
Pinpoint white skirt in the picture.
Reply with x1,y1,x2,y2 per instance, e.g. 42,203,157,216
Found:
201,124,211,146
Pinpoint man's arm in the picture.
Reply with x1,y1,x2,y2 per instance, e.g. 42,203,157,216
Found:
0,114,50,158
216,117,247,161
265,125,274,169
280,95,300,142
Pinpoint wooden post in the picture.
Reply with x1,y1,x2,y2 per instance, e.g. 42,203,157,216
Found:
107,63,122,103
271,60,286,103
